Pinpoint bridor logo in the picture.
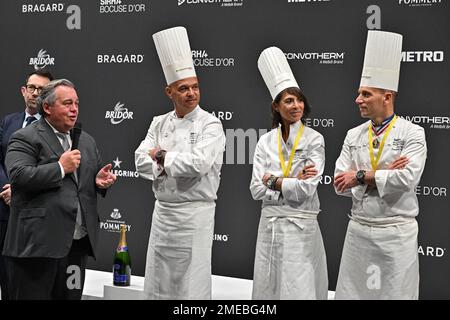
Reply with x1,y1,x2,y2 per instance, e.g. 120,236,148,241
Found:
105,102,134,125
29,49,55,70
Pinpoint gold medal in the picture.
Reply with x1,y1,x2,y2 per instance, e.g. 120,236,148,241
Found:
372,138,380,149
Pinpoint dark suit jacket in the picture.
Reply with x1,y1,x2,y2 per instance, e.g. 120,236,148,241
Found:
3,118,105,258
0,112,25,221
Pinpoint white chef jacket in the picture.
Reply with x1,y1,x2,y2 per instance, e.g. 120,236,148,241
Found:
135,105,225,202
250,120,325,214
249,120,328,300
334,117,427,219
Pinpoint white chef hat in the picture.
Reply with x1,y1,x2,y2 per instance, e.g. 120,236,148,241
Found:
258,46,300,100
153,26,196,85
360,30,403,92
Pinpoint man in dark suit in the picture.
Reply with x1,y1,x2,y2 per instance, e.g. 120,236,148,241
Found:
3,79,116,300
0,69,53,300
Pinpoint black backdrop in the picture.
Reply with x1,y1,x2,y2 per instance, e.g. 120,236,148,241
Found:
1,0,448,299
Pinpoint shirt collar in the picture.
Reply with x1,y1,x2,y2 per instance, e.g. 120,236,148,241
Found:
171,105,200,120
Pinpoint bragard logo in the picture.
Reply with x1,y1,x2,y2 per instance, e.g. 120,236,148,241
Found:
398,0,442,7
29,49,55,70
285,52,345,64
112,157,140,178
97,54,144,64
418,245,446,258
105,102,134,125
22,3,65,13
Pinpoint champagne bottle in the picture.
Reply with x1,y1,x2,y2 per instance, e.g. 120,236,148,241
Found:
113,224,131,286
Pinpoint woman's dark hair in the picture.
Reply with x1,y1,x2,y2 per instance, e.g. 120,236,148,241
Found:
271,87,311,129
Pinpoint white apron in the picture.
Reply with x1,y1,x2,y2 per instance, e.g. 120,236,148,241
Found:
252,205,328,300
335,216,419,300
143,200,215,300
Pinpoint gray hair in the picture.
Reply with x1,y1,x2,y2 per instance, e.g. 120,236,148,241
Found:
37,79,76,116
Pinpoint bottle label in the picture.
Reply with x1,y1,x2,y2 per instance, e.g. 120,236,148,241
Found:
113,273,129,283
116,246,128,252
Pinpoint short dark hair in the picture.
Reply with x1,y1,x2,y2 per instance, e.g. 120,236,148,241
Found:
25,69,54,84
37,79,76,116
271,87,312,129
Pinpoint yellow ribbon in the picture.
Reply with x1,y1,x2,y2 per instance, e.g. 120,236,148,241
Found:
368,115,398,170
278,123,305,177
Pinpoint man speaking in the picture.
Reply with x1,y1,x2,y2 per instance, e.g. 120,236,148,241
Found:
3,79,116,300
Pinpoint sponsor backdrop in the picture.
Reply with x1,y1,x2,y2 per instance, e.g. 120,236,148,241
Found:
0,0,448,299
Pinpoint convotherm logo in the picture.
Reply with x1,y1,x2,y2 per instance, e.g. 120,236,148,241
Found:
398,0,442,7
99,0,146,13
29,49,55,70
178,0,244,8
399,115,450,130
285,51,345,64
105,102,134,125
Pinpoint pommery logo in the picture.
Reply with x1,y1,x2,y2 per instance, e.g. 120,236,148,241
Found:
110,208,122,219
100,208,131,233
29,49,55,70
105,102,134,125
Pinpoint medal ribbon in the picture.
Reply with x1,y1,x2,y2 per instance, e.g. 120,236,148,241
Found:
278,123,305,177
368,115,398,170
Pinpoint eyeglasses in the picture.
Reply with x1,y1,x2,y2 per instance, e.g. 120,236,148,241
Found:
25,84,44,94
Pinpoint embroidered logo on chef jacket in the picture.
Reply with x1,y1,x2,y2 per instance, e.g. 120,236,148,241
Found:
392,138,405,151
293,149,307,161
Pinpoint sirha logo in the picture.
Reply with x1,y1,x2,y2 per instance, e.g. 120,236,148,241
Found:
29,49,55,70
105,102,134,125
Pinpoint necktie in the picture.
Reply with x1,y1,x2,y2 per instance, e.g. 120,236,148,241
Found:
55,132,70,151
25,116,37,127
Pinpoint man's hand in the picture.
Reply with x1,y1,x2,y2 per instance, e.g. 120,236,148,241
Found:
96,164,117,189
388,156,409,170
334,171,358,193
0,184,11,205
262,173,272,185
59,150,81,174
296,164,318,180
148,147,161,162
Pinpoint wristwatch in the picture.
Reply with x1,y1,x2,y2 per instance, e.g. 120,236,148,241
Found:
155,150,166,165
265,175,278,190
356,170,366,185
